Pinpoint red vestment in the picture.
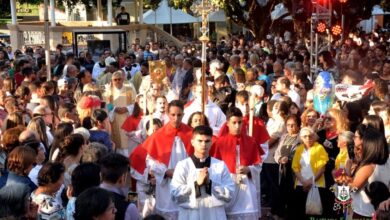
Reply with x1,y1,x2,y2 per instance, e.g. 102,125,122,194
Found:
121,114,143,132
129,143,148,174
242,115,270,145
212,123,263,174
142,123,193,166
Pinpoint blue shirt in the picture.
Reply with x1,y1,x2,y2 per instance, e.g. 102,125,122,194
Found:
0,171,37,193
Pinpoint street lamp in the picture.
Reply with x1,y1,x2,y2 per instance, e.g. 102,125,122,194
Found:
191,0,217,114
339,0,347,41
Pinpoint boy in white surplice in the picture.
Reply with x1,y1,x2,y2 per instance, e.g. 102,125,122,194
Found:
170,125,236,220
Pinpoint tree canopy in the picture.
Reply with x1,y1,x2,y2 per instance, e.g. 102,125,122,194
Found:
158,0,386,40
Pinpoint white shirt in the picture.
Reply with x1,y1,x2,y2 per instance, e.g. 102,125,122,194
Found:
297,148,315,186
92,62,106,80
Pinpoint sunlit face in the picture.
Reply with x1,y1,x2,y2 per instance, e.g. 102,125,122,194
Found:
353,131,363,161
306,111,318,126
112,76,123,89
191,134,212,156
300,130,315,148
155,97,166,113
227,116,242,136
168,106,183,128
190,114,204,128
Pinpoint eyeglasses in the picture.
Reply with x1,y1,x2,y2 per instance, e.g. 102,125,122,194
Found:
113,78,122,82
301,135,313,139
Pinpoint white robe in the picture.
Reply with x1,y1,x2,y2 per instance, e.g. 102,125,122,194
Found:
170,157,235,220
182,99,226,135
92,62,106,80
226,165,262,220
130,167,155,218
146,136,188,220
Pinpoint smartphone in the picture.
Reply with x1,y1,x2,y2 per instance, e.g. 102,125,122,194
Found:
347,142,355,161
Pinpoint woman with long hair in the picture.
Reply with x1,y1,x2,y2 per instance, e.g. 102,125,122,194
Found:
316,108,349,218
27,117,49,152
350,127,389,219
1,111,24,132
55,133,85,187
49,122,74,161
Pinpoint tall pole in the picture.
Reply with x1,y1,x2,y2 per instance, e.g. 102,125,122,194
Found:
10,0,17,25
50,0,56,27
192,0,217,114
139,0,144,24
44,0,51,81
97,0,102,22
170,6,173,35
107,0,113,25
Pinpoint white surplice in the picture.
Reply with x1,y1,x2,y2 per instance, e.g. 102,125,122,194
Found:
130,167,155,218
182,99,226,135
146,136,188,220
226,164,261,220
170,157,235,220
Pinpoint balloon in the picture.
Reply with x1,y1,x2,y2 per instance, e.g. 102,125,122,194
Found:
313,71,335,115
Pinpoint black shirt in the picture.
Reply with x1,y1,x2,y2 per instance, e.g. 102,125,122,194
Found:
116,12,130,25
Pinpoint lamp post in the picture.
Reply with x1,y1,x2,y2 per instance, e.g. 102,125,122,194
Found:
339,0,347,42
191,0,217,114
44,0,51,81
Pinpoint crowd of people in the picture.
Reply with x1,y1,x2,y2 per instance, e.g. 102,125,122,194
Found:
0,28,389,220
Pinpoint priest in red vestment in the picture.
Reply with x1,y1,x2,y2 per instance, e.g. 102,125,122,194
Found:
142,100,193,220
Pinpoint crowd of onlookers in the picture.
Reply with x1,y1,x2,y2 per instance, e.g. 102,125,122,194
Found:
0,27,389,220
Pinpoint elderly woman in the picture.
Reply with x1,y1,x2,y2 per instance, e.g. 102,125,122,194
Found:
291,127,329,219
333,131,354,176
274,114,302,217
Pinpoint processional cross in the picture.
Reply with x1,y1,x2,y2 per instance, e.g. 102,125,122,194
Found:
191,0,217,114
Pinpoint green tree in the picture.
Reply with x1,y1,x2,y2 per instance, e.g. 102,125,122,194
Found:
160,0,384,40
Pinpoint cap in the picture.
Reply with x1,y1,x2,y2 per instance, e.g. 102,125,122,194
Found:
250,85,264,97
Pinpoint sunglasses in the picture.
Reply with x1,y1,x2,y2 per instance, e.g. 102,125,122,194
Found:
113,78,122,82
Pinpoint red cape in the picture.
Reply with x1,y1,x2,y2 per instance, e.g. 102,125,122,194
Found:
129,143,147,174
121,114,143,132
142,123,193,166
212,123,263,174
242,116,270,145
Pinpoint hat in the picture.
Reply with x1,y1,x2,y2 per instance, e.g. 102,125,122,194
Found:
74,127,90,142
77,95,101,109
250,85,264,97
